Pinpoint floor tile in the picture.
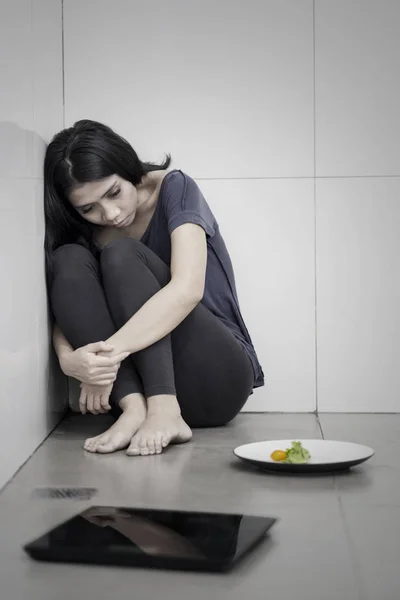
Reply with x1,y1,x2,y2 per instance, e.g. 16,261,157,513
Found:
319,414,400,506
318,414,400,448
341,505,400,600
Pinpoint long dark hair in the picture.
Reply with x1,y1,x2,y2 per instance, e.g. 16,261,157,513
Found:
44,119,171,288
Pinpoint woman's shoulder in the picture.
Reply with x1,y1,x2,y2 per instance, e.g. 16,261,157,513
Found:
158,168,199,192
145,167,179,201
151,166,178,185
154,169,204,208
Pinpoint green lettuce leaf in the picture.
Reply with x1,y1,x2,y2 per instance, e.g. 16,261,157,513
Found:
283,441,311,464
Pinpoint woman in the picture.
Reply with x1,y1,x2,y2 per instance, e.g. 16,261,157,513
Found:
45,119,264,457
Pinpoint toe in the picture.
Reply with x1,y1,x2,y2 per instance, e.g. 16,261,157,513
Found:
84,436,99,452
92,434,109,452
127,446,140,456
146,437,156,455
96,436,119,453
83,437,92,450
85,444,97,453
127,447,140,456
97,431,130,453
127,434,141,456
161,433,172,448
139,439,149,456
154,433,163,454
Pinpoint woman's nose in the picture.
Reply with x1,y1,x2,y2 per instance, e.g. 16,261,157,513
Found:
103,205,121,222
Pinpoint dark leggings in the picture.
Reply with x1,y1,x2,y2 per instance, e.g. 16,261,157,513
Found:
50,238,254,428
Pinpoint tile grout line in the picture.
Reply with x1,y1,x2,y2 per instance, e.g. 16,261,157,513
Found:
194,175,400,180
316,414,324,439
2,175,400,182
0,414,65,497
61,0,66,129
61,0,70,409
30,0,35,143
313,0,319,415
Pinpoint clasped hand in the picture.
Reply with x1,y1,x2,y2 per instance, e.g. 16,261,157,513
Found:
60,341,129,414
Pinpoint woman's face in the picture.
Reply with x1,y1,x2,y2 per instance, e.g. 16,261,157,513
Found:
69,175,138,228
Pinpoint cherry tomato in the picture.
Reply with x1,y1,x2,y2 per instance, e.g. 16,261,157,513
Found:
270,450,287,462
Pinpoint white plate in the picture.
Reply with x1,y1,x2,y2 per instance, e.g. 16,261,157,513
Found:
233,439,375,473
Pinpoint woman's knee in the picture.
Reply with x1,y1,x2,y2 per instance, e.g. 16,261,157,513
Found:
198,401,247,428
52,244,97,278
184,408,240,429
100,238,145,274
179,385,250,429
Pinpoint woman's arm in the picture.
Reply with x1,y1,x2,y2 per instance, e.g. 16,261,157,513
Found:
53,323,73,360
106,223,207,355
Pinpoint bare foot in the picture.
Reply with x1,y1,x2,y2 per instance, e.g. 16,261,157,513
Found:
126,395,192,456
84,393,147,454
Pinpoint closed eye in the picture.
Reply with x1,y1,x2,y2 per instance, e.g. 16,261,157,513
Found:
80,187,120,215
109,187,120,198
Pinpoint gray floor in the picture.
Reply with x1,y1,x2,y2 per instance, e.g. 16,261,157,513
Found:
1,413,399,600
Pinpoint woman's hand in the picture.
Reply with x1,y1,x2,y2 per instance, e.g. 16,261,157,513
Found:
59,341,129,385
79,382,113,415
